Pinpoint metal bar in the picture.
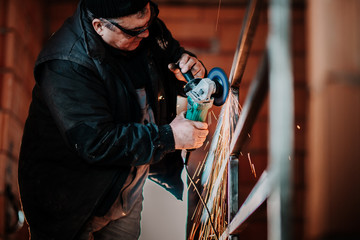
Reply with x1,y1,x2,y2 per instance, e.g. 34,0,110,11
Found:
228,156,239,240
267,0,294,239
229,0,264,88
229,53,268,156
220,171,272,240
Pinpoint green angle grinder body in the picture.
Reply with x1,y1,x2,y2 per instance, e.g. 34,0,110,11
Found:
185,67,230,122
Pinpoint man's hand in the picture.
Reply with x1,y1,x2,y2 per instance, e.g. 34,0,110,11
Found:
169,112,209,150
168,53,206,82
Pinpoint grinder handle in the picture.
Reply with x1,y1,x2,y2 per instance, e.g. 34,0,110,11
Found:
175,63,194,82
182,71,194,82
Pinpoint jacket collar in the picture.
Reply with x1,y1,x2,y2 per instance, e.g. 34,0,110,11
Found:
75,0,107,62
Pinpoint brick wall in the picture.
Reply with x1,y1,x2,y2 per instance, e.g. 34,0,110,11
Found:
0,0,44,239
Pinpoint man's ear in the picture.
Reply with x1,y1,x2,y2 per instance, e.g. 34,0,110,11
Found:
92,19,104,36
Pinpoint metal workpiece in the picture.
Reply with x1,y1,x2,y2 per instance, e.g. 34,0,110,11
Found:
229,53,269,156
229,0,264,88
228,155,239,240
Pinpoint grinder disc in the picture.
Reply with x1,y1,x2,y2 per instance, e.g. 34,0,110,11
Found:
207,67,230,106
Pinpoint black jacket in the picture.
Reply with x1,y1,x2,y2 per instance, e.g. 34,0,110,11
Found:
18,1,189,239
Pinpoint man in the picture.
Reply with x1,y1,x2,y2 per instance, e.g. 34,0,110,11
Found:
18,0,208,239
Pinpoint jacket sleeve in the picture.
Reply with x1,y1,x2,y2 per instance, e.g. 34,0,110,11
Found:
36,60,175,167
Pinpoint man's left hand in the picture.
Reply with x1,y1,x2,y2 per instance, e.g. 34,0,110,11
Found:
168,53,206,82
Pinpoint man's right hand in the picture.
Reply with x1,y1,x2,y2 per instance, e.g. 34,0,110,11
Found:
169,112,209,150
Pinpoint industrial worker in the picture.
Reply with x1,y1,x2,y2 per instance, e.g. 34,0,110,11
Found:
18,0,208,239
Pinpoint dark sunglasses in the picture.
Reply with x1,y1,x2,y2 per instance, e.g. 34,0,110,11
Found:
100,5,158,37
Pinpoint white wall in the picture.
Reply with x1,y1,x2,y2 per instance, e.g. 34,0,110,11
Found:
139,171,188,240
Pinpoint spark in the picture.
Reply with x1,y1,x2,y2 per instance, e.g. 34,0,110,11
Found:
251,164,257,178
190,91,240,239
193,161,202,179
215,0,222,32
198,154,207,177
208,112,212,126
211,110,218,121
204,140,210,151
247,152,257,178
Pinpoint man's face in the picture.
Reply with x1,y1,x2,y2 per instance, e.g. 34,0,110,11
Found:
94,3,152,51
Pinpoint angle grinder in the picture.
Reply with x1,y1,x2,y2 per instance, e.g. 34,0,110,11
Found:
180,67,230,164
